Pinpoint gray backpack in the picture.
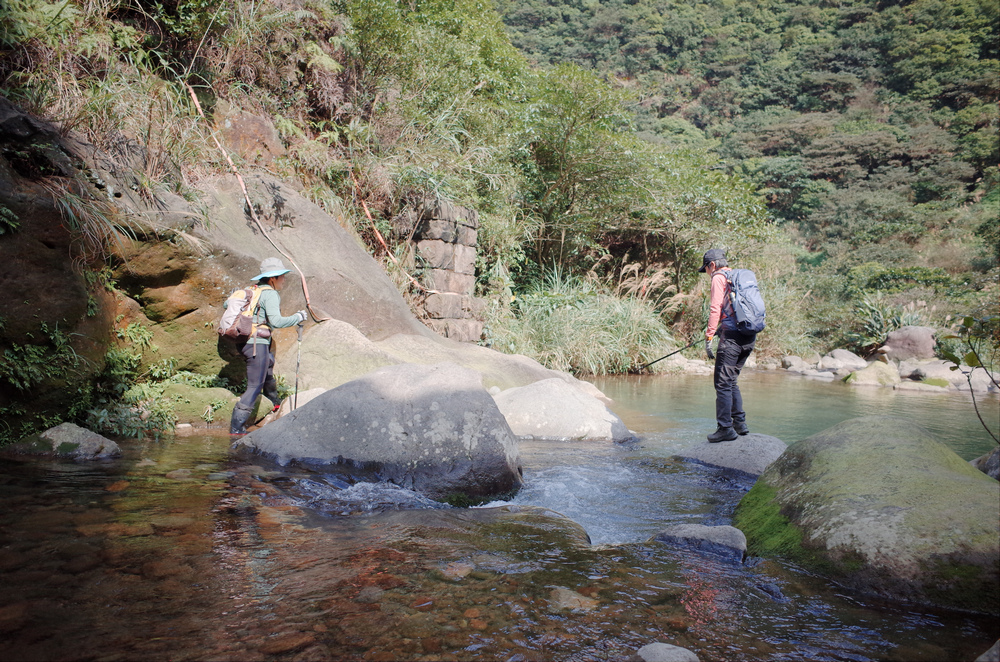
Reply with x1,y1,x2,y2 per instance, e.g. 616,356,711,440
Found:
725,269,766,334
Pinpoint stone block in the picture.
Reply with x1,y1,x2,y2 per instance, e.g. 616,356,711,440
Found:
416,240,455,270
453,244,477,275
419,199,479,228
427,269,476,295
417,241,478,275
422,293,485,320
416,219,459,244
424,318,484,343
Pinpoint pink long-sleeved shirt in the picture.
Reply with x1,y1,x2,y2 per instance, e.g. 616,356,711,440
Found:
706,268,731,342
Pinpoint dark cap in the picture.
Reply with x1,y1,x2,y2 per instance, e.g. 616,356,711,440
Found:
698,248,726,272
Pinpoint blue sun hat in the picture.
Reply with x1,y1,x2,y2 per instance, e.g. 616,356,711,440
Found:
253,257,291,281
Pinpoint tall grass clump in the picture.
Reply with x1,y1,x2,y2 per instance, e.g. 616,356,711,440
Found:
486,270,676,375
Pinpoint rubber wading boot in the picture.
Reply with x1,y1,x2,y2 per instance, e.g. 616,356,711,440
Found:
708,426,738,443
733,421,750,436
230,403,255,437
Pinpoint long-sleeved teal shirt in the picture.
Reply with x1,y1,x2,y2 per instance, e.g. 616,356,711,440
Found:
248,285,300,345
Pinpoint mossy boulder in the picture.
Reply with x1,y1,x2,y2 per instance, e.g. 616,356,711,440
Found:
3,422,120,459
734,416,1000,614
161,384,238,426
844,361,900,386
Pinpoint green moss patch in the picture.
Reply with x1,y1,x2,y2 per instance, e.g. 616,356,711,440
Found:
733,482,805,559
920,378,950,387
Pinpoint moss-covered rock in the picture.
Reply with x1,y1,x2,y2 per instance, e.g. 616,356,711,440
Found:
3,422,120,459
844,361,900,386
161,384,237,426
733,416,1000,614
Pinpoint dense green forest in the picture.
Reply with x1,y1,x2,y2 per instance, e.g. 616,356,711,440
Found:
496,0,999,348
1,0,997,378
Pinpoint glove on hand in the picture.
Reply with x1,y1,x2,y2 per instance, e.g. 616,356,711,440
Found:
705,339,715,361
295,311,307,324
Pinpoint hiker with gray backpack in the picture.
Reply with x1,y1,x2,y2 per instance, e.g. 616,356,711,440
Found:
220,257,307,436
699,248,766,443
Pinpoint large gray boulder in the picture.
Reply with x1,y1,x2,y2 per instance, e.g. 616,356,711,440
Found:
235,362,523,501
675,433,787,477
734,416,1000,614
4,423,121,459
880,325,936,360
492,378,631,442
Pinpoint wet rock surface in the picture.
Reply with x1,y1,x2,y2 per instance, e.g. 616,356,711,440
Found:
653,524,746,563
674,433,787,477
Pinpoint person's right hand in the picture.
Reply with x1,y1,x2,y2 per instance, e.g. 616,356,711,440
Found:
705,339,715,360
295,310,307,324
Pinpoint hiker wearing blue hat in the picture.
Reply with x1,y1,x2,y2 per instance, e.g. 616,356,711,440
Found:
700,248,758,443
229,257,307,436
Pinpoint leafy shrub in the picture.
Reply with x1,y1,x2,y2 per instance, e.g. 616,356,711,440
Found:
844,296,931,355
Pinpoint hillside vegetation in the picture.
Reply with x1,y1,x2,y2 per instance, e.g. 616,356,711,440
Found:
1,0,997,383
498,0,999,347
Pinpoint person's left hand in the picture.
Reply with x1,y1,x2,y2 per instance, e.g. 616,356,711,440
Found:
705,339,715,360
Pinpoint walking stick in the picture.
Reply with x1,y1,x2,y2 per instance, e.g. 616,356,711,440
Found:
637,339,700,372
293,322,304,410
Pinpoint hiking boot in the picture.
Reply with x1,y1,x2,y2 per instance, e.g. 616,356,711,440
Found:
733,421,750,436
707,426,738,443
229,403,254,436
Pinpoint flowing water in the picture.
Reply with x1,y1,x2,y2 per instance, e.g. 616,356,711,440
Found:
0,372,997,661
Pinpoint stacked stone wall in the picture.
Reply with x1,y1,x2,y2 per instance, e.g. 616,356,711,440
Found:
411,200,485,342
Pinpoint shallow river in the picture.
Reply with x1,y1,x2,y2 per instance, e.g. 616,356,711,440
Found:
0,371,996,661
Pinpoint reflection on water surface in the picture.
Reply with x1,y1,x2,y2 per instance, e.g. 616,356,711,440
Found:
0,371,996,661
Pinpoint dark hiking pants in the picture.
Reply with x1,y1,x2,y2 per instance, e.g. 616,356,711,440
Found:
713,329,756,428
237,342,280,409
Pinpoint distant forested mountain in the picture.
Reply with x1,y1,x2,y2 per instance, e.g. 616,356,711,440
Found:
496,0,999,272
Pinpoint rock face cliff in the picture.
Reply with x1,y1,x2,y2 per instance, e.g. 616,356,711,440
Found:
0,97,575,440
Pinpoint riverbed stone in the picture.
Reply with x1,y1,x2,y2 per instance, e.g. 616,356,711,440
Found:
675,433,787,477
492,378,631,442
4,423,121,459
630,642,700,662
844,360,900,386
976,639,1000,662
734,416,1000,614
548,587,598,612
818,349,868,372
235,362,523,501
653,524,746,562
880,325,937,360
971,447,999,481
781,355,810,372
954,368,1000,394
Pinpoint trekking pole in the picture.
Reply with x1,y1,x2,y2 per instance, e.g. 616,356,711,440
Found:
293,322,304,410
637,339,700,372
